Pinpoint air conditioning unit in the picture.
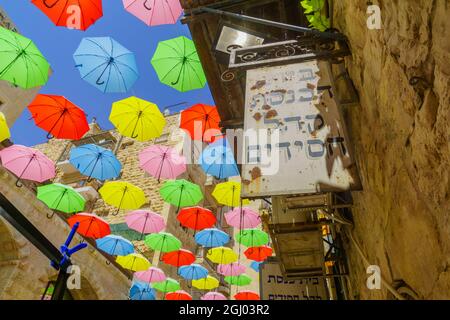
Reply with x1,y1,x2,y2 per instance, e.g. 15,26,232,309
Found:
75,186,99,202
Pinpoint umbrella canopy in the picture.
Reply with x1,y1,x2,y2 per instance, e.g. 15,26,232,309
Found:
123,0,183,26
161,249,195,267
125,210,165,236
28,94,89,140
135,266,166,283
206,247,238,265
139,145,186,182
32,0,103,31
177,206,216,231
224,274,252,286
0,27,49,89
165,290,192,300
212,181,249,208
70,144,121,181
159,179,203,210
153,278,180,293
151,36,206,92
0,112,10,142
96,235,134,256
195,228,230,248
224,207,261,229
217,262,246,277
144,232,181,252
99,181,146,215
200,138,239,178
192,276,219,290
178,264,208,280
37,183,85,216
68,213,110,239
74,37,138,93
0,145,55,186
234,291,260,300
236,229,269,247
244,245,273,262
180,104,221,143
110,96,165,142
129,281,156,300
201,292,227,301
249,261,261,272
116,253,151,272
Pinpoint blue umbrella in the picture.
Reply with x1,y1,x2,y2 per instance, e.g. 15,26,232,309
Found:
96,235,134,256
178,264,208,280
129,281,156,300
195,228,230,248
250,261,261,272
199,138,239,179
69,144,122,181
73,37,139,93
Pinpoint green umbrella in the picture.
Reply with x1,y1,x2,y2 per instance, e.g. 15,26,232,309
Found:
224,274,252,286
37,183,85,218
159,179,203,211
153,278,180,293
144,232,181,252
151,36,206,92
235,228,269,247
0,27,50,89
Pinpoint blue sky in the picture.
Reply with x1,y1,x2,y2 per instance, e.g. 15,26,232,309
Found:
0,1,214,146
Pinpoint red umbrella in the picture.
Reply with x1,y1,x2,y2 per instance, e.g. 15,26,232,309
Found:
162,249,195,267
32,0,103,31
234,291,260,300
177,206,216,231
244,245,273,262
68,213,110,239
165,290,192,300
180,104,221,143
28,94,89,140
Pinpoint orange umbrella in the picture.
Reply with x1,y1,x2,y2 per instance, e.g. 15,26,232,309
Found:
180,104,221,143
244,245,273,262
177,206,216,231
68,213,110,239
165,290,192,300
162,249,195,267
234,291,260,300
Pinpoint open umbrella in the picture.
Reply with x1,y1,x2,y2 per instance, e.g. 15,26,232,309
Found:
116,253,151,271
110,96,165,142
234,291,260,300
129,281,156,300
217,262,246,277
123,0,183,26
144,232,181,253
225,207,261,229
206,247,238,265
96,235,134,256
159,179,203,212
135,266,166,283
37,183,85,218
177,207,216,232
139,145,186,182
70,144,121,181
165,290,192,300
99,181,146,215
249,261,261,272
236,229,269,247
161,249,195,268
151,36,206,92
224,274,252,286
0,145,55,187
153,278,180,293
192,276,219,290
74,37,138,93
125,210,165,239
0,27,50,89
68,213,110,239
32,0,103,31
244,245,273,262
200,138,239,178
0,112,10,142
178,264,208,280
212,181,249,208
195,228,230,248
28,94,89,140
180,104,221,143
201,292,227,300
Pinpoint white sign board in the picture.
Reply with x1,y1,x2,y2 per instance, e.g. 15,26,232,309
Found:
241,61,361,198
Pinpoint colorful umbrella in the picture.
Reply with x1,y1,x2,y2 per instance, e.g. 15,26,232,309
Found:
236,229,269,247
135,266,166,283
67,213,110,239
0,145,55,187
151,36,206,92
244,245,273,262
110,96,165,142
201,292,227,300
177,207,216,231
206,247,238,265
195,228,230,248
0,27,50,88
234,291,260,300
32,0,103,31
99,181,146,215
129,281,156,300
116,253,151,271
159,179,203,211
165,290,192,301
225,207,261,229
180,104,221,143
200,138,239,178
144,232,181,253
74,37,138,93
125,210,165,239
139,145,186,182
178,264,208,280
37,183,85,218
249,261,261,272
153,278,180,293
161,249,195,267
28,94,89,140
70,144,121,181
217,262,246,277
192,276,219,290
0,112,10,142
212,181,249,208
224,274,252,286
123,0,183,26
96,235,134,256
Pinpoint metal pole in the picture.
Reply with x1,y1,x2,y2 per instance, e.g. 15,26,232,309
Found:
51,269,70,300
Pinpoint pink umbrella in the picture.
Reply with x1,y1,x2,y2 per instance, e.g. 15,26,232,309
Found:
217,262,246,276
201,292,227,300
139,145,186,182
0,145,55,187
123,0,183,26
224,207,261,229
135,266,166,283
125,210,166,239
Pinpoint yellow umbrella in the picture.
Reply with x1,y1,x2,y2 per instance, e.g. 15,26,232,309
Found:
206,246,238,264
192,276,219,290
212,181,250,207
110,96,166,142
99,181,147,215
0,112,10,142
116,253,150,271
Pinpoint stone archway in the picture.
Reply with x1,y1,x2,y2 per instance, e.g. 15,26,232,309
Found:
0,217,20,299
